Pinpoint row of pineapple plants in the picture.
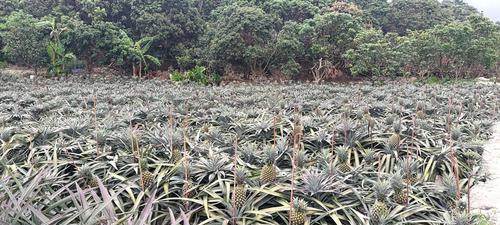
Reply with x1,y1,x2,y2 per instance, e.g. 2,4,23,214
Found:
0,73,499,224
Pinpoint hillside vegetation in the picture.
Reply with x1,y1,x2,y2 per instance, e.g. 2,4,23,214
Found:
0,0,499,81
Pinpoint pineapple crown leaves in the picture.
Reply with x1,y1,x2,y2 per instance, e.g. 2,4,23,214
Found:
450,127,462,141
389,172,405,190
372,180,391,201
79,164,95,179
234,167,248,184
192,149,232,183
335,146,350,163
300,167,335,196
463,150,481,165
392,121,402,133
240,142,260,164
261,145,279,165
399,158,418,176
441,174,458,197
363,148,376,164
292,197,308,213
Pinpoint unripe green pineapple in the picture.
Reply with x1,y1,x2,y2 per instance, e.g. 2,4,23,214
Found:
141,171,155,190
260,164,277,184
260,147,278,184
290,198,308,225
370,181,391,224
233,167,248,208
170,148,182,163
390,172,407,205
140,159,155,190
233,186,246,209
335,146,351,173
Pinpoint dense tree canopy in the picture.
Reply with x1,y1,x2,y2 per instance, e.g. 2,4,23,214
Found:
0,0,498,79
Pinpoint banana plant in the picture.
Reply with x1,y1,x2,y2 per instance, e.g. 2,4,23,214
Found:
42,18,76,77
118,30,161,78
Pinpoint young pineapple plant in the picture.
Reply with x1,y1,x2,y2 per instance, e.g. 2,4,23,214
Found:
370,181,391,224
232,167,248,209
260,146,278,184
290,198,308,225
79,164,98,188
335,146,351,173
390,172,407,205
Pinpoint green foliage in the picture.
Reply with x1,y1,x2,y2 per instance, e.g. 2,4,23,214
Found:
186,66,208,84
401,16,500,78
384,0,449,35
44,18,76,77
205,3,277,77
117,30,160,77
130,0,203,62
281,60,301,78
170,66,221,85
345,29,406,77
0,0,497,79
309,12,363,72
0,11,48,74
263,0,319,23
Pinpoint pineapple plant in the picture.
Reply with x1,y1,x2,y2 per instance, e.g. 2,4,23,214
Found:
79,164,98,188
140,159,155,190
260,146,278,184
370,181,391,224
232,167,248,209
401,158,418,185
335,146,351,173
442,174,460,212
390,172,408,205
290,198,308,225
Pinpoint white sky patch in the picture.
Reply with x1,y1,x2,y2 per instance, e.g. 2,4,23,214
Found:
464,0,500,21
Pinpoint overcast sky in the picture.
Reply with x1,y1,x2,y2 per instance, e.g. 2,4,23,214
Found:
465,0,500,22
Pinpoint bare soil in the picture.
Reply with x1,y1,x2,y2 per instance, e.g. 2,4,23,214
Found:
471,122,500,224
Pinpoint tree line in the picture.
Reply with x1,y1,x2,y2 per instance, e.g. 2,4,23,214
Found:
0,0,499,80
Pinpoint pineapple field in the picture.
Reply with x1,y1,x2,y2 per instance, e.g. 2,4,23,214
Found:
0,74,499,225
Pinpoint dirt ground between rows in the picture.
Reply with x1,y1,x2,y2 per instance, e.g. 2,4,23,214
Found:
471,121,500,224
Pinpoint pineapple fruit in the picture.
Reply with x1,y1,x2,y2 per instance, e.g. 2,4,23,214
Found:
170,147,182,163
335,146,351,173
140,159,155,190
390,172,408,205
232,167,248,209
290,198,308,225
260,147,278,184
370,181,391,224
401,158,418,185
